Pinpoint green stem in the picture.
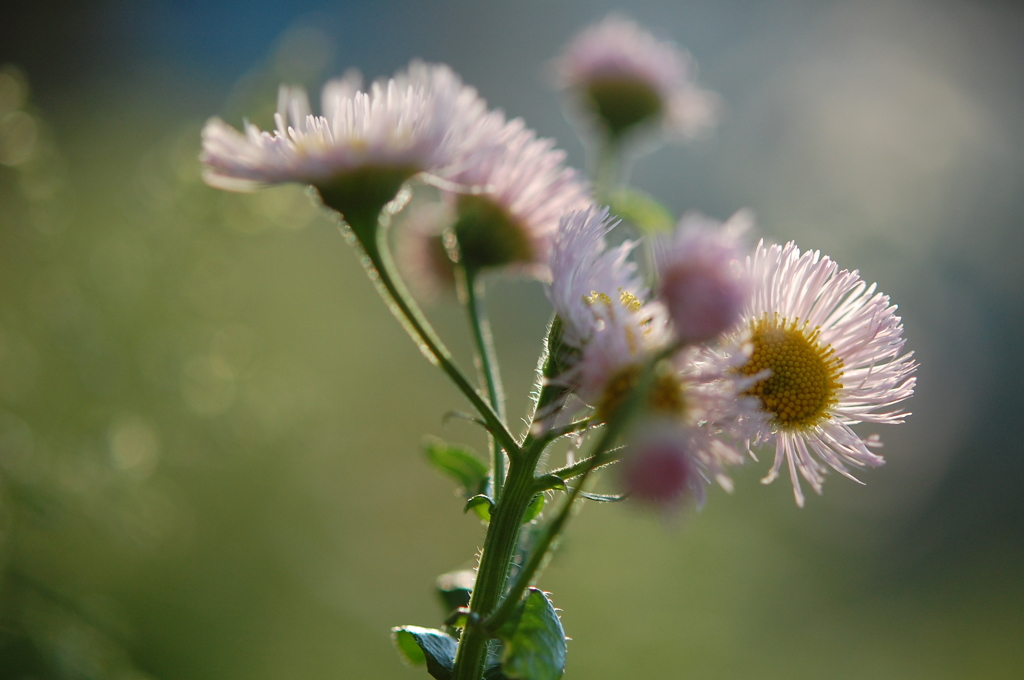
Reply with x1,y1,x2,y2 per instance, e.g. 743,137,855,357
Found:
484,347,675,632
345,217,520,458
449,320,576,680
483,421,620,633
462,267,508,497
593,138,621,204
546,444,621,483
451,454,539,680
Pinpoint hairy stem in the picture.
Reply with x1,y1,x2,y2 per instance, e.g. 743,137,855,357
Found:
343,216,520,458
484,348,674,632
451,454,538,680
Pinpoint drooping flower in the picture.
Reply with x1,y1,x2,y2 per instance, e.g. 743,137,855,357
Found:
200,61,489,227
655,211,751,345
552,15,718,141
446,116,591,277
733,241,917,506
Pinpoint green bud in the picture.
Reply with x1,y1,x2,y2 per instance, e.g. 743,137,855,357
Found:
585,76,663,138
452,194,533,273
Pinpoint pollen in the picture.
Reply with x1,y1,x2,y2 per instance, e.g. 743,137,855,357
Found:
618,288,642,312
739,314,844,431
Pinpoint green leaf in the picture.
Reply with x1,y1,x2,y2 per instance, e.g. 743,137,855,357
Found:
578,491,627,503
497,589,566,680
392,626,459,680
465,494,493,521
522,494,545,524
536,475,567,493
436,570,475,614
425,437,489,495
608,188,674,234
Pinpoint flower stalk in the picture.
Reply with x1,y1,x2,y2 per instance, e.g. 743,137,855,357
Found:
343,208,520,459
460,266,508,498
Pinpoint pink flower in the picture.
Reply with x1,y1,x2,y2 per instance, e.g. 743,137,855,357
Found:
655,211,751,344
620,423,705,509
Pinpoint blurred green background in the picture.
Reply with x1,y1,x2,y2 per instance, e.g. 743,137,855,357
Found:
1,1,1022,678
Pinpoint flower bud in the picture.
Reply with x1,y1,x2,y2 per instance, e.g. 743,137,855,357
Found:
656,211,750,345
620,425,704,509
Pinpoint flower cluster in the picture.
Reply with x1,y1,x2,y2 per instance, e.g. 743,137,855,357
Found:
546,203,916,507
200,18,916,513
199,14,919,680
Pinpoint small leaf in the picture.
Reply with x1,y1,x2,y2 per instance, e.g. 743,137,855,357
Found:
497,589,566,680
392,626,459,680
522,494,544,523
578,491,627,503
443,607,472,629
436,570,475,614
608,188,674,233
425,437,489,495
465,494,493,521
536,475,567,493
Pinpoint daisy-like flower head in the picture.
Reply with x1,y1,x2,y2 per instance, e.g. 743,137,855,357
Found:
546,205,671,418
200,61,488,227
733,241,918,506
447,116,591,277
654,210,752,345
547,205,645,348
553,15,718,141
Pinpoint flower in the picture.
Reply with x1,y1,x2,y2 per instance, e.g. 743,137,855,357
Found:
200,61,489,225
733,241,917,506
620,421,706,509
547,206,671,413
446,116,591,276
552,15,718,141
619,344,764,508
655,211,751,345
548,206,659,399
619,373,754,509
547,205,647,348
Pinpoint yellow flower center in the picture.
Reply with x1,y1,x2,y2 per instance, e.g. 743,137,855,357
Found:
596,364,685,423
582,288,642,312
739,315,844,431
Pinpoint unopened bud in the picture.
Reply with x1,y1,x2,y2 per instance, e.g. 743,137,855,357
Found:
452,194,534,273
620,425,704,509
656,211,750,345
660,260,746,344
